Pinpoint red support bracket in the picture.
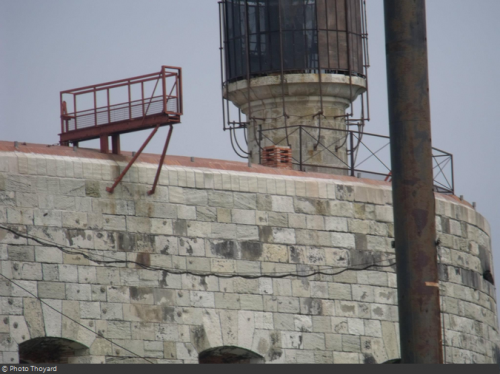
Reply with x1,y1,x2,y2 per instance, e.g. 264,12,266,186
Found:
148,125,174,195
106,124,161,194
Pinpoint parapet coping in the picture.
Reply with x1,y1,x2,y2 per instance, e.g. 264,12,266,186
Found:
0,141,467,209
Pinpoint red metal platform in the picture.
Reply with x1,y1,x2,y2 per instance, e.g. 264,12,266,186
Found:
59,66,182,154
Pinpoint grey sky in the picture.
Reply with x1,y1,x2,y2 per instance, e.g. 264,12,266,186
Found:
1,1,499,307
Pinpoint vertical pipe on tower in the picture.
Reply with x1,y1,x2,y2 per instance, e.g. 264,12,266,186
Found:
384,0,443,363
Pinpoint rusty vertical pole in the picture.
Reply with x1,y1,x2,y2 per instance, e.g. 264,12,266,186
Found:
384,0,443,364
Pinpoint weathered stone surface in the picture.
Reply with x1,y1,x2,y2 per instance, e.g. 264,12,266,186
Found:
0,153,496,364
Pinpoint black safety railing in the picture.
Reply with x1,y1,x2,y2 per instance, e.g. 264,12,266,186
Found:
258,125,454,194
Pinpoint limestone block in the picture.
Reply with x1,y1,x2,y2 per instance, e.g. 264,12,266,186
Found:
306,215,325,230
6,207,34,225
16,193,39,208
58,264,79,283
151,218,173,235
154,324,179,342
214,293,240,310
375,205,393,223
240,294,264,311
310,281,328,299
324,216,348,232
352,284,374,303
259,278,273,295
210,223,237,240
9,316,30,344
328,283,352,300
78,266,97,284
23,298,44,338
266,179,277,195
269,227,296,245
66,283,92,301
276,296,300,313
342,335,361,352
331,232,355,249
236,225,259,241
215,208,231,224
0,334,18,352
292,280,311,298
299,297,323,316
208,191,233,208
262,244,288,263
232,209,256,225
200,309,223,348
233,278,259,294
254,312,273,330
381,321,400,360
329,201,354,218
281,331,303,349
357,271,388,287
196,207,217,222
273,313,293,331
35,246,63,264
303,333,325,350
230,174,240,191
17,262,43,281
11,280,37,298
294,197,330,216
354,186,385,205
184,190,207,206
186,257,210,272
7,246,34,262
179,237,205,257
271,196,294,213
292,350,313,364
168,186,184,204
38,282,65,299
312,316,331,333
129,287,154,305
217,309,238,346
237,310,255,349
154,236,178,255
42,299,62,337
181,274,219,292
64,229,94,250
273,279,292,296
233,193,257,210
374,287,397,305
177,205,196,220
78,301,100,319
371,303,398,321
295,181,306,197
294,315,312,332
101,303,123,320
210,258,235,274
126,216,151,233
348,219,371,234
190,291,215,308
254,211,268,226
267,212,289,227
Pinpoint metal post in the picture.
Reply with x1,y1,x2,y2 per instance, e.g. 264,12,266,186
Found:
299,126,303,171
384,0,443,364
349,130,354,176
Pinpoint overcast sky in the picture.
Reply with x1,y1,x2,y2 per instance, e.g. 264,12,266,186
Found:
1,1,499,308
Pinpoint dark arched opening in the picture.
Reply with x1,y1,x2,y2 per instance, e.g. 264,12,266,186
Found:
199,346,265,364
19,337,89,364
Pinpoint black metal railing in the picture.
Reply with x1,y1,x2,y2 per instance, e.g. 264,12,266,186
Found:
258,125,454,194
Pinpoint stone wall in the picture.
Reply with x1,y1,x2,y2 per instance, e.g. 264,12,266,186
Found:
0,150,497,364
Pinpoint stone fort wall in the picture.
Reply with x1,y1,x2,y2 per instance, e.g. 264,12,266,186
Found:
0,148,497,364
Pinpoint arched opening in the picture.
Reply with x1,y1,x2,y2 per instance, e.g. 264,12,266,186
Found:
199,346,265,364
19,337,89,364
